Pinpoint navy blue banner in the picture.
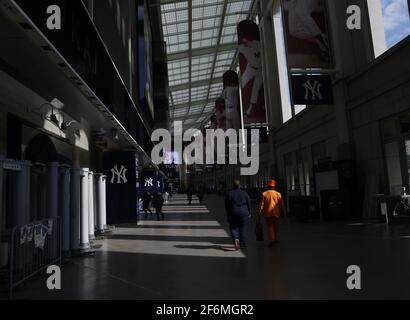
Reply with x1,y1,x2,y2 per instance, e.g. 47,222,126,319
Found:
139,170,164,196
291,74,334,105
103,152,138,224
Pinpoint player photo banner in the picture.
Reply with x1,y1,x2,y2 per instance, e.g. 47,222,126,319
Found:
222,71,242,131
281,0,333,69
214,97,226,130
237,20,267,126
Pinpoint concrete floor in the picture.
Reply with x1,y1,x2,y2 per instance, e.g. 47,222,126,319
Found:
4,194,410,300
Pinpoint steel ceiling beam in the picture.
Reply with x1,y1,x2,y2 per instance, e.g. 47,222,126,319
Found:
169,77,222,92
197,0,259,129
196,0,229,122
167,43,237,61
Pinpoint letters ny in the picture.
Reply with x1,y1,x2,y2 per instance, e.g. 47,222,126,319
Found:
304,80,323,101
110,165,128,184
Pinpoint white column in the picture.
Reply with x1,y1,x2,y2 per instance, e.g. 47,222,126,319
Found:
59,165,71,253
366,0,388,58
70,167,81,252
88,171,95,240
101,174,107,229
46,162,59,219
80,168,90,250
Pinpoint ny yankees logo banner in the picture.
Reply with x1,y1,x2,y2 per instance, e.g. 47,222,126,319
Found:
103,152,138,224
237,20,267,126
139,170,164,201
290,74,333,105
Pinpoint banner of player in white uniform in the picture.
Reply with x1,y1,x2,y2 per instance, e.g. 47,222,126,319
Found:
214,71,242,131
237,20,267,125
280,0,333,69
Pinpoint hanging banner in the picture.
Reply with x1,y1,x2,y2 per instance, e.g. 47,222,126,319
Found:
222,71,242,131
103,152,138,224
237,20,267,125
214,97,226,130
139,170,163,195
291,74,333,105
281,0,333,69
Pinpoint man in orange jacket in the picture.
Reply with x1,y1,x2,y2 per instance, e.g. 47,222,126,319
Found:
258,180,287,247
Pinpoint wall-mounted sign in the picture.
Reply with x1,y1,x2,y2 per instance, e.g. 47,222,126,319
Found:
3,162,22,171
291,74,333,105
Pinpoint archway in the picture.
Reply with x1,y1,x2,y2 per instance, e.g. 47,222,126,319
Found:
25,133,58,164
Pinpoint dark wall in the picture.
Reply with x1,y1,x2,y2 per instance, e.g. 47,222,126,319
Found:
93,0,137,105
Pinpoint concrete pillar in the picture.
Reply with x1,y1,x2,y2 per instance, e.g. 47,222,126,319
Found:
59,165,71,254
88,171,95,240
46,162,59,219
70,167,81,252
10,160,31,227
80,168,90,250
30,167,39,221
95,173,107,232
0,156,5,267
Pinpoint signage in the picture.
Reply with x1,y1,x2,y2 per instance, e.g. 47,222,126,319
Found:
237,20,267,125
291,74,333,105
103,152,137,224
3,162,22,171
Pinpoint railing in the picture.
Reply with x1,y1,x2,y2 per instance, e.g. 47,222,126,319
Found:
9,217,61,298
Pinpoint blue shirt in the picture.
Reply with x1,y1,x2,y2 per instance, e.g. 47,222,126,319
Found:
225,188,251,217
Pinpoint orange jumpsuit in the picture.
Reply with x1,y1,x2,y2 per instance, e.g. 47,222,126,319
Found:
259,190,286,242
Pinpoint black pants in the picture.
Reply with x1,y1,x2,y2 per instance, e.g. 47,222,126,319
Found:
143,206,152,217
155,207,164,221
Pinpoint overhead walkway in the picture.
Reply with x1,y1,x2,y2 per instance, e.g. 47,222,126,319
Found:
4,195,410,300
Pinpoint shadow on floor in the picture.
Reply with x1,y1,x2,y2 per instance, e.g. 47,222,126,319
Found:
104,234,234,244
174,244,235,252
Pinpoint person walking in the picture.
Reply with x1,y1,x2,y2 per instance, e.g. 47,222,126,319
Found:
153,192,165,221
197,184,205,205
225,180,252,250
142,191,153,218
258,180,286,247
187,184,194,205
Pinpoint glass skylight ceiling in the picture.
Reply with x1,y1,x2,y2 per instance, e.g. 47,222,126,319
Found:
160,0,253,129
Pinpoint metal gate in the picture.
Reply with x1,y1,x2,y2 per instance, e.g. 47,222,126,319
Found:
9,217,61,298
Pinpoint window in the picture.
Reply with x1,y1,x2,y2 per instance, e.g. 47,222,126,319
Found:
311,141,327,166
284,153,296,191
381,0,410,49
272,3,307,123
296,148,311,196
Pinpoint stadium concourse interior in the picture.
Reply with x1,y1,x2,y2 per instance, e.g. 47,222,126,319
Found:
0,0,410,300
